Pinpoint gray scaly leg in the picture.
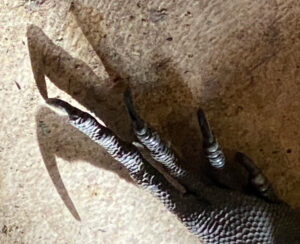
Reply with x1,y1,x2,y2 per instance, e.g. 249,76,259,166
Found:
46,98,206,215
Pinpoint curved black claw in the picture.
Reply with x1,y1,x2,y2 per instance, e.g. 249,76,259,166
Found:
197,109,215,145
235,152,281,203
197,109,225,169
123,89,145,133
47,98,86,120
124,89,186,177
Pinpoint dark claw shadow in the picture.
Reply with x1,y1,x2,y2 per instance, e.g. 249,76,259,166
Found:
37,108,81,221
27,24,135,221
27,22,201,219
36,107,132,221
70,2,205,173
27,24,131,139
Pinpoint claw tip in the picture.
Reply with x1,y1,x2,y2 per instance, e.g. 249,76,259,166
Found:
45,98,76,117
123,89,145,132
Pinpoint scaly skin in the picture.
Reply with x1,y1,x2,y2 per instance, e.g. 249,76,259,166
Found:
46,91,300,244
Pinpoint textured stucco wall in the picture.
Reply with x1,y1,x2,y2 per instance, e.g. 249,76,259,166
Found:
0,0,299,243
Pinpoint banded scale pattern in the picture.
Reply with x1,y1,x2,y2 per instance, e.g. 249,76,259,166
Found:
46,97,300,244
46,98,205,213
135,125,187,178
67,106,297,244
203,140,226,169
197,109,226,169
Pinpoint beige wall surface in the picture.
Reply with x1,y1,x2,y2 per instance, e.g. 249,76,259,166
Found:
0,0,299,243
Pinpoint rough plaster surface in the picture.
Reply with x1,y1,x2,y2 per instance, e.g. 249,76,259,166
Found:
0,0,299,243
